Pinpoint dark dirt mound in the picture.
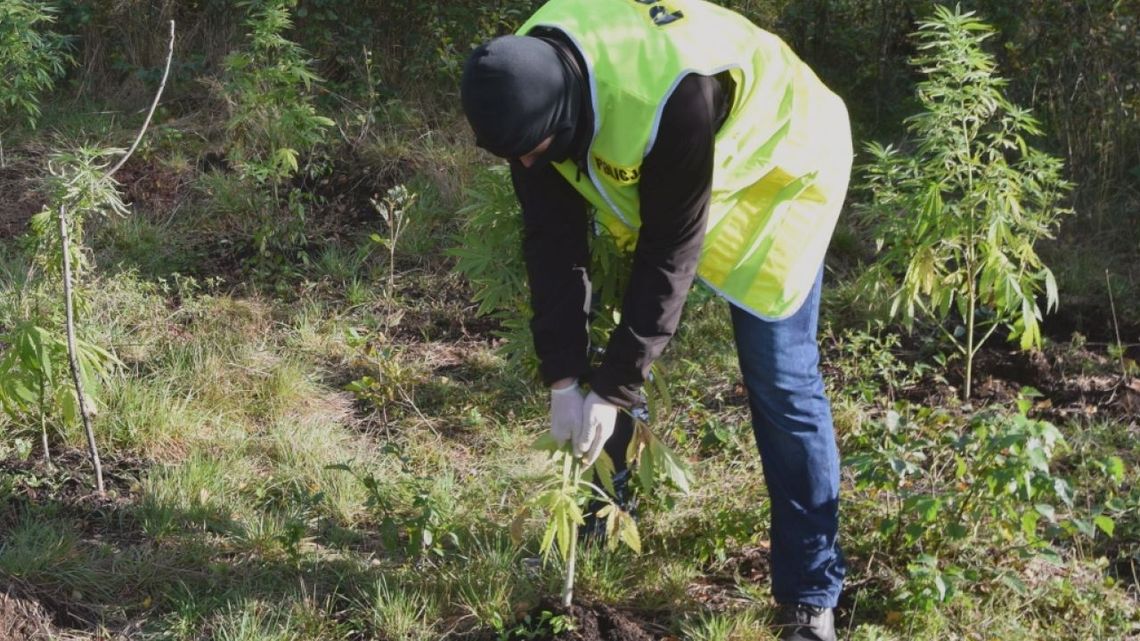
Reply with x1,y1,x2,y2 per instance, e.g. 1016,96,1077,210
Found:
477,599,661,641
116,156,193,215
0,447,144,503
555,602,656,641
955,342,1140,421
0,589,54,641
0,448,148,542
287,149,414,228
837,328,1140,422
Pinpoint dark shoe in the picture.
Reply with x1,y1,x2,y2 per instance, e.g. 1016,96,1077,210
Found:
775,603,835,641
579,468,638,543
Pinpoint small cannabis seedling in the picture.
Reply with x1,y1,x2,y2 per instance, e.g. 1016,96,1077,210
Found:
513,417,692,607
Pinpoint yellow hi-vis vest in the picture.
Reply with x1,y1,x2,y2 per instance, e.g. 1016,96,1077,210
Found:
519,0,852,319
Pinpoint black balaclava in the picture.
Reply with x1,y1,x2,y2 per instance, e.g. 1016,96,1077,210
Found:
461,34,583,163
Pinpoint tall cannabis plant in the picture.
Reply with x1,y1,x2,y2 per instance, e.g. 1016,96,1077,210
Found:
860,5,1073,400
216,0,333,268
12,148,131,475
0,22,172,492
220,0,332,184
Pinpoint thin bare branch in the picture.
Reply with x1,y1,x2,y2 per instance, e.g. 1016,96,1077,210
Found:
103,20,176,181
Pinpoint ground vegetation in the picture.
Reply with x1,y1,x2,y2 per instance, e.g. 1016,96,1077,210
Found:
0,1,1137,639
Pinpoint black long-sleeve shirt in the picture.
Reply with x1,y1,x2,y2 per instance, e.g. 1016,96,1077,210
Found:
511,70,729,409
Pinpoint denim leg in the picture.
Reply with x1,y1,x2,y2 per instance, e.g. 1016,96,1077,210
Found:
729,271,845,608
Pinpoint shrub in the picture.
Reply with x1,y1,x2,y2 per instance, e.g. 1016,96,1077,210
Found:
846,395,1111,612
218,0,332,183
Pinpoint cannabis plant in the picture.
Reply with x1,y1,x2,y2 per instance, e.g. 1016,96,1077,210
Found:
220,0,332,184
0,0,72,164
514,422,690,607
0,147,127,474
859,5,1073,400
215,0,333,267
0,20,171,487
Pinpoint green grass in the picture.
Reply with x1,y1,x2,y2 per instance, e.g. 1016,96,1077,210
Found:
0,107,1137,641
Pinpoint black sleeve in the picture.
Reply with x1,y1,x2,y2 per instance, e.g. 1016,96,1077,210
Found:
511,159,592,386
589,74,720,408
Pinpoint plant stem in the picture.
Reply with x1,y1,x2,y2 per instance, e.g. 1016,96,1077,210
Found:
961,114,977,402
965,277,976,401
59,205,104,495
562,455,582,608
39,377,50,467
389,232,396,293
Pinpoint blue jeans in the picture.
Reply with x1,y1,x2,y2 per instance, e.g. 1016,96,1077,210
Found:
729,271,845,608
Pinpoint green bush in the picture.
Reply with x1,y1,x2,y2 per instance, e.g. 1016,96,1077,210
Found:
210,0,334,275
846,396,1111,612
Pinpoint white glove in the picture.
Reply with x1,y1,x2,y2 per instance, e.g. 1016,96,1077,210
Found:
576,391,618,465
550,382,585,446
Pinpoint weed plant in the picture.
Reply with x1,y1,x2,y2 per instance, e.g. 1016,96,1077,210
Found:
0,0,71,164
859,6,1073,399
846,392,1119,612
0,147,128,466
454,164,697,604
212,0,333,277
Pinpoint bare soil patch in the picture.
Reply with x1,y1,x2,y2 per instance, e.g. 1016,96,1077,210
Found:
824,322,1140,422
0,447,143,504
551,602,658,641
0,447,147,543
0,162,44,240
116,156,194,216
476,599,662,641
